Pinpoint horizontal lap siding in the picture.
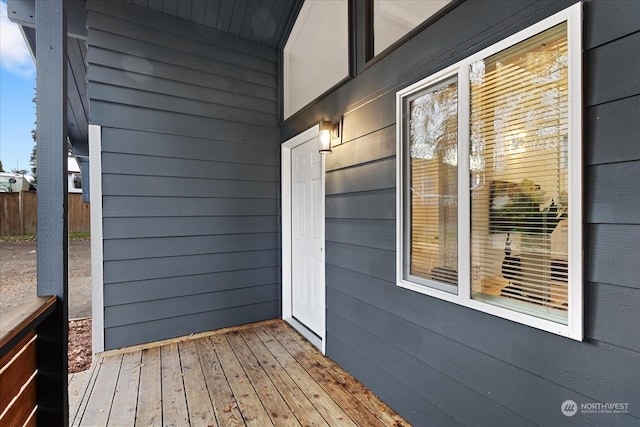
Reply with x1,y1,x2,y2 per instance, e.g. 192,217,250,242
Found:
285,0,640,425
583,1,640,397
327,263,640,404
87,0,280,350
104,301,280,348
104,267,280,305
104,284,279,327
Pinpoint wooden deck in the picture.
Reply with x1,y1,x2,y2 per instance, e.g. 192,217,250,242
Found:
69,320,409,426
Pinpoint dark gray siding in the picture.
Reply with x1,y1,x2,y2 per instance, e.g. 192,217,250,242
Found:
283,0,640,425
86,0,280,350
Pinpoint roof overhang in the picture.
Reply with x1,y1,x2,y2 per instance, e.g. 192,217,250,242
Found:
8,0,90,164
7,0,88,39
7,0,303,167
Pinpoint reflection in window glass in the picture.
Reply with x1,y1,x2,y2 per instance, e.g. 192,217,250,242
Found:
470,24,569,324
406,77,458,290
284,0,349,119
373,0,452,56
397,5,581,339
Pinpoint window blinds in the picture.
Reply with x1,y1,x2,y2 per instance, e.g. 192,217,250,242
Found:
469,24,569,322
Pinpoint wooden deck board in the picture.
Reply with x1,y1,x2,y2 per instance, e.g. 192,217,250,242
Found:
135,347,162,426
68,370,90,418
239,329,330,426
253,326,358,427
195,337,245,427
278,323,406,426
80,354,122,426
270,323,386,427
160,342,190,426
70,355,104,426
107,351,142,426
226,331,300,426
213,334,274,426
179,340,218,426
70,320,410,426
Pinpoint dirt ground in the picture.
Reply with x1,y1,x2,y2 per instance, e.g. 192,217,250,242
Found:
0,238,93,372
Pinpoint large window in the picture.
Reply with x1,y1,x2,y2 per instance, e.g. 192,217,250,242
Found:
283,0,349,119
396,4,582,339
373,0,453,56
283,0,453,118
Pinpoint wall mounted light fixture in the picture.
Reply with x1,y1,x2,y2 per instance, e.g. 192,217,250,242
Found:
319,121,339,154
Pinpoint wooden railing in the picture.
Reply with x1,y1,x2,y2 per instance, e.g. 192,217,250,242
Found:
0,296,57,427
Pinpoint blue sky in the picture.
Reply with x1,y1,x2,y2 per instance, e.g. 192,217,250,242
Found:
0,0,36,174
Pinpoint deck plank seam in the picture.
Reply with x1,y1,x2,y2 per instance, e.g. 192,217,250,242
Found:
179,339,219,426
177,342,191,427
104,353,125,426
193,338,223,427
238,328,331,427
236,330,305,425
254,325,355,426
198,335,246,426
71,356,104,426
278,322,398,426
227,330,301,426
254,327,325,422
209,333,274,425
221,332,275,426
265,325,362,426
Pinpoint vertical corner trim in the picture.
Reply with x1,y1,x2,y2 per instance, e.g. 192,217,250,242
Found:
88,124,105,353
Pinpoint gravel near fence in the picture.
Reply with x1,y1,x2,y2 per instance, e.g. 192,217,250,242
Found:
0,238,93,373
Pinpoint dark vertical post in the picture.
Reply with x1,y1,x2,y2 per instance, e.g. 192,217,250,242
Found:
36,0,69,425
350,0,369,75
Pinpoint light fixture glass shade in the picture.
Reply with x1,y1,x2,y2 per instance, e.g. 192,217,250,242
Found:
319,121,333,153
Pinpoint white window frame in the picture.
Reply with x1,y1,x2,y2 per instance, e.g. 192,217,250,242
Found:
396,3,583,340
400,74,460,294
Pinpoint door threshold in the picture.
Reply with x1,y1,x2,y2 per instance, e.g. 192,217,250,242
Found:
285,317,324,354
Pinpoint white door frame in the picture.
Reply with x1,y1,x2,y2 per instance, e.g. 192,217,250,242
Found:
281,124,326,354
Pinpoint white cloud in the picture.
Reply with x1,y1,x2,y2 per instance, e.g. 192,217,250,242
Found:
0,2,35,78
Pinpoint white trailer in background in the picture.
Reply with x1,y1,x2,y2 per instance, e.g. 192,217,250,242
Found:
0,173,32,192
0,157,82,194
68,156,83,194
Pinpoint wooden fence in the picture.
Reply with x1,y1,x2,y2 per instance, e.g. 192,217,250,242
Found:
0,191,90,236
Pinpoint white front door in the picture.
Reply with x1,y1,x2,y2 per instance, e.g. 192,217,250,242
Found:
282,125,325,350
291,137,324,335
